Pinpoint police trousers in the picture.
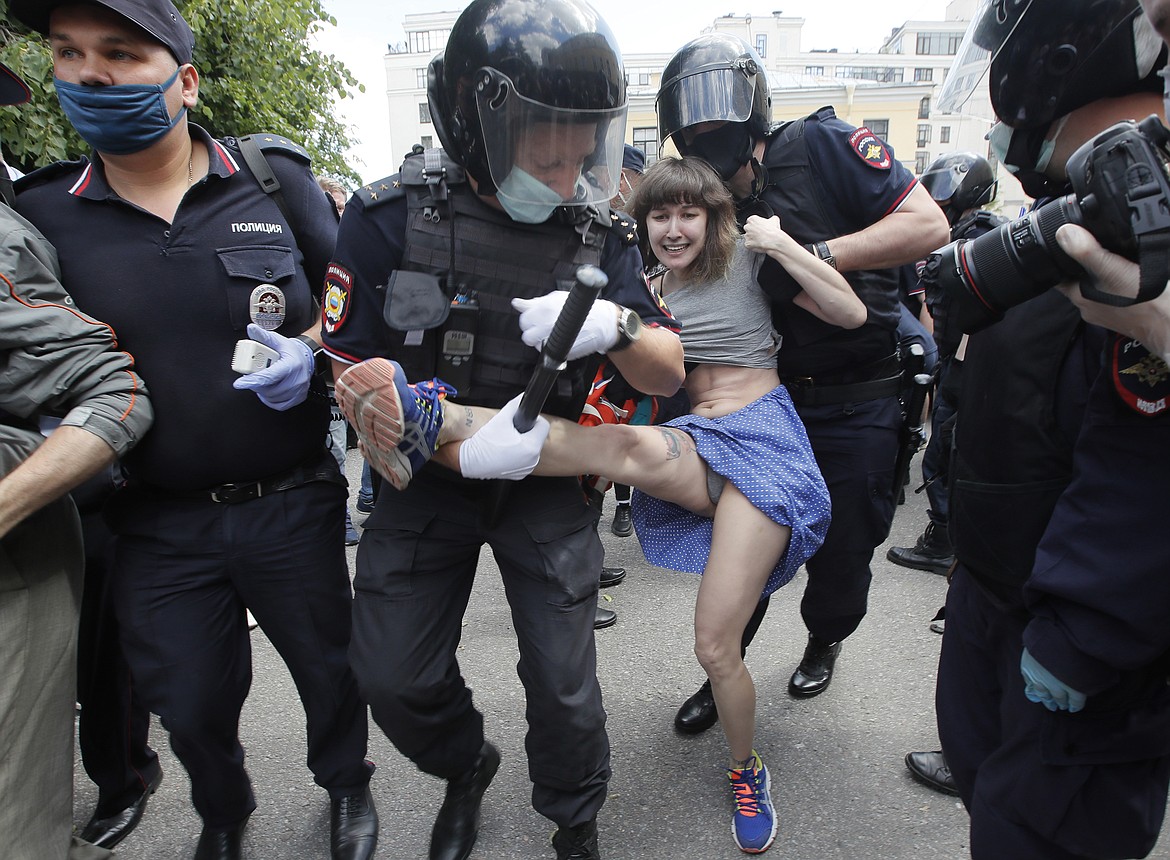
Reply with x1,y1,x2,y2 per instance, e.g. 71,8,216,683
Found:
350,471,609,829
105,477,370,829
938,566,1170,859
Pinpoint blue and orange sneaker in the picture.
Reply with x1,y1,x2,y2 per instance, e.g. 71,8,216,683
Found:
728,751,777,854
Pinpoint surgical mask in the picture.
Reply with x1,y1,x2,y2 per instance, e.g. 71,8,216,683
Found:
686,122,754,181
55,67,187,155
986,115,1069,175
495,166,565,224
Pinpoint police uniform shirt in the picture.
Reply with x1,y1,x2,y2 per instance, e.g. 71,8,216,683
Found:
321,184,679,374
15,125,336,490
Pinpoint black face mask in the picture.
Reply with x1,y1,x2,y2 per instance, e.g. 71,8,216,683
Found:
686,122,754,181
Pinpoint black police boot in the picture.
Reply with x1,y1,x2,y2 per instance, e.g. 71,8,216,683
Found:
610,504,633,537
904,750,959,797
552,817,600,860
429,741,501,860
674,678,718,734
886,521,954,575
330,783,378,860
193,818,248,860
79,767,163,849
594,604,617,630
598,566,626,588
788,635,842,698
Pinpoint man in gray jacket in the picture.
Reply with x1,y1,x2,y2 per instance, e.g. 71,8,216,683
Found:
0,59,153,860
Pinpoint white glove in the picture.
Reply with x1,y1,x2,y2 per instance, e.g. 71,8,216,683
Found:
512,293,620,360
459,395,550,480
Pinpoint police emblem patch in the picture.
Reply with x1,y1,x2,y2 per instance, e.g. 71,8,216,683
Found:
848,126,892,170
1111,334,1169,416
249,284,286,330
323,264,352,334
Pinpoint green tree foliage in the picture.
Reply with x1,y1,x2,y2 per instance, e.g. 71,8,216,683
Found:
0,0,363,181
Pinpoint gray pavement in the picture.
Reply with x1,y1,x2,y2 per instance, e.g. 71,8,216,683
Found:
75,450,1170,859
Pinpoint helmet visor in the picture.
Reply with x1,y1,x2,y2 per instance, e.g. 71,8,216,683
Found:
476,69,626,207
919,162,963,202
936,0,1021,117
656,67,759,145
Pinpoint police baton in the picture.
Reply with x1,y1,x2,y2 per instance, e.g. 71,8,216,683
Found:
891,342,932,499
485,265,609,525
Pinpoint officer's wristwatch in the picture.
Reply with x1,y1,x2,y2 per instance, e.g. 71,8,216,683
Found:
813,240,837,270
295,334,329,376
610,305,643,352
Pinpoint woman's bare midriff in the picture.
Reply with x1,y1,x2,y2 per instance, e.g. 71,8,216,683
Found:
685,364,781,418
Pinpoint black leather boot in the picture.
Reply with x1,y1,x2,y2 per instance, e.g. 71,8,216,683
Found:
886,521,954,575
193,818,248,860
429,741,501,860
552,817,600,860
788,635,842,698
674,679,717,734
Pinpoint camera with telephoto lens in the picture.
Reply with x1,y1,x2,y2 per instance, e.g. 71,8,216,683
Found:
930,115,1170,336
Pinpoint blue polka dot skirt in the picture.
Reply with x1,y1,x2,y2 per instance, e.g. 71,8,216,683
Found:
631,385,831,597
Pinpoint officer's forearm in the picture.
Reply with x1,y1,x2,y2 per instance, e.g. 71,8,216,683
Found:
606,327,685,396
829,184,950,272
0,426,115,539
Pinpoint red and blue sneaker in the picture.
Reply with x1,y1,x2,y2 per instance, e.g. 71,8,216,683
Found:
728,751,777,854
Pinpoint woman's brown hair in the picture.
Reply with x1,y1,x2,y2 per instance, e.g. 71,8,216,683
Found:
628,156,739,285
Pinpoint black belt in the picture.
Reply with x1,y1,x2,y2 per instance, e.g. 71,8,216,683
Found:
132,458,345,505
784,374,903,406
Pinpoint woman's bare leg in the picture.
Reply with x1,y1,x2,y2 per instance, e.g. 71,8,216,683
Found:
692,483,792,763
434,401,716,515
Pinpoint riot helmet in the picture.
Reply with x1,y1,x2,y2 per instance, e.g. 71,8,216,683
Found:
427,0,627,220
920,152,997,224
938,0,1166,127
656,34,770,179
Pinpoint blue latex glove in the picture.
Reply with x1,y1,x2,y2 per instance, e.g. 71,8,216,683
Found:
232,323,314,411
1020,647,1087,713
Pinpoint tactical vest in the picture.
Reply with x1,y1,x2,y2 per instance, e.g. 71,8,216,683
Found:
758,108,901,371
387,150,611,416
952,209,1006,242
949,289,1086,594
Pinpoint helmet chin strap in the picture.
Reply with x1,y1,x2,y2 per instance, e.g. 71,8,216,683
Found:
748,156,769,198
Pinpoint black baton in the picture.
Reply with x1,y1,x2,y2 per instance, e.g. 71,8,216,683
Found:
485,264,609,525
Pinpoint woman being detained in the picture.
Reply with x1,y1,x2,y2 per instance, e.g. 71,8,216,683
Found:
337,156,866,855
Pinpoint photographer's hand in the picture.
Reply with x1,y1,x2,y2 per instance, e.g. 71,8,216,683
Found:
1055,224,1170,364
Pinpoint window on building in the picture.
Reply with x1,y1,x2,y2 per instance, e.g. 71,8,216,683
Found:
805,65,825,76
756,34,768,58
915,150,930,174
633,127,659,164
940,126,951,144
419,103,431,124
913,67,933,82
916,31,965,55
835,66,903,83
919,97,931,119
863,119,890,138
420,135,433,149
410,30,431,54
917,124,931,147
416,68,427,89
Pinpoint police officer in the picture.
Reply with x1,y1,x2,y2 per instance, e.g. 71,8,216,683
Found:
10,2,377,858
320,1,683,858
0,58,153,860
926,1,1170,855
660,34,950,734
887,152,1003,577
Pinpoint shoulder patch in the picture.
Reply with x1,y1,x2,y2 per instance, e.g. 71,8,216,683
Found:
355,174,406,209
15,157,89,194
322,263,354,335
1110,335,1170,416
247,133,311,164
608,209,639,247
848,126,892,170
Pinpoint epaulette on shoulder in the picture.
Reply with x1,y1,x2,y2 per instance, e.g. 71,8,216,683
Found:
608,208,639,247
237,133,311,164
15,157,89,193
354,174,406,209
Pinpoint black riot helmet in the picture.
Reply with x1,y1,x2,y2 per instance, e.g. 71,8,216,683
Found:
426,0,627,209
938,0,1166,128
656,34,770,179
920,152,997,225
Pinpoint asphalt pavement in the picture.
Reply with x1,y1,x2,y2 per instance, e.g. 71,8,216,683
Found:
74,449,1170,859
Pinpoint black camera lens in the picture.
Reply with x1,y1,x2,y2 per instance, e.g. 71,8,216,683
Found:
936,195,1086,333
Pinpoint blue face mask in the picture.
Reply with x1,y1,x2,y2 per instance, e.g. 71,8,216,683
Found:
55,67,187,155
495,166,566,224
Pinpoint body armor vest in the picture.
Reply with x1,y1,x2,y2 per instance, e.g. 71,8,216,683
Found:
758,108,901,373
949,289,1085,593
387,150,609,416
